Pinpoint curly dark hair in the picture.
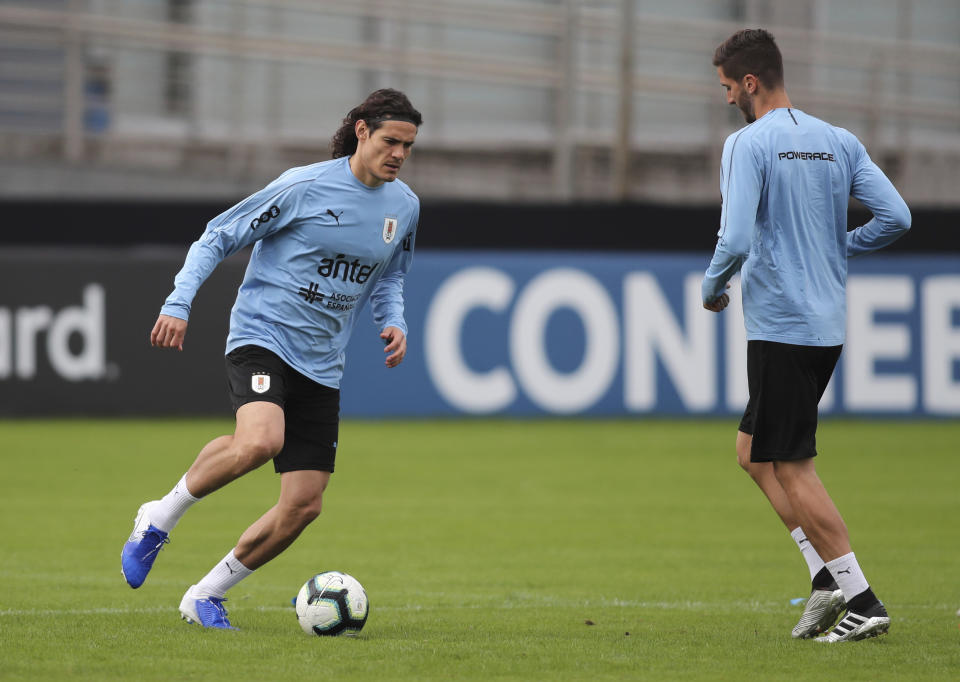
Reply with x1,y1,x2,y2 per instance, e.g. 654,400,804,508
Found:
330,88,423,159
712,28,784,90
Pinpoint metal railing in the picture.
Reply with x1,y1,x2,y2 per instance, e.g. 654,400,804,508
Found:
0,0,958,202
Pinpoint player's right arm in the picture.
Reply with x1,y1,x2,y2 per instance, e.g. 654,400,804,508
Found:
150,314,188,351
846,138,911,257
154,177,307,348
702,131,762,308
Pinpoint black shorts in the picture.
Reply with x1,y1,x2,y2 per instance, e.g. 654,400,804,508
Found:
739,340,841,463
225,344,340,473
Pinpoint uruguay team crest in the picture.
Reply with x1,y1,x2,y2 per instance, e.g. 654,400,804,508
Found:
251,372,270,394
382,216,398,244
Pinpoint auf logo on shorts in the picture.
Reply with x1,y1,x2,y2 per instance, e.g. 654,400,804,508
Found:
250,205,280,230
251,372,271,393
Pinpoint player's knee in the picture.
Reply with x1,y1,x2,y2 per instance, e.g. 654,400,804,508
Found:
736,443,751,472
300,499,323,525
235,435,283,471
772,460,803,489
735,432,753,472
287,495,323,528
249,436,283,463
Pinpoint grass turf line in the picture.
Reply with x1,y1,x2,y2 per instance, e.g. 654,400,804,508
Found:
0,418,957,681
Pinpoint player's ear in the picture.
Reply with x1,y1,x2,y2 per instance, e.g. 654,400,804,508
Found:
355,119,368,141
744,74,758,95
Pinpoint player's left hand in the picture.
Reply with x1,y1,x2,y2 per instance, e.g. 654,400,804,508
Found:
380,326,407,368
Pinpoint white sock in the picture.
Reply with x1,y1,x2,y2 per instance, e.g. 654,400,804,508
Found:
195,549,254,599
790,527,826,581
150,474,199,533
825,552,870,602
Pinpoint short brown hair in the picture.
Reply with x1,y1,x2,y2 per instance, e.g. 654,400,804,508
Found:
713,29,784,90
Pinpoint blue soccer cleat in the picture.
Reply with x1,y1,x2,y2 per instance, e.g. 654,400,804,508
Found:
121,502,169,589
179,585,237,630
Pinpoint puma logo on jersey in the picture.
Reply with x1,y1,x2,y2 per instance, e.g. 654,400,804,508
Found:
325,209,344,226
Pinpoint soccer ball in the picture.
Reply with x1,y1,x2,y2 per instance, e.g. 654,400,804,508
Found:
295,571,369,636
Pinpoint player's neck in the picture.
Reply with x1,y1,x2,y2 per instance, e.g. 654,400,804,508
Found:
753,89,793,121
348,154,385,189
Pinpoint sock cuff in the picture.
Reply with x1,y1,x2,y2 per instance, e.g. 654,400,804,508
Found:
179,474,200,502
792,526,826,583
226,549,254,576
825,551,856,570
825,551,870,603
195,549,254,599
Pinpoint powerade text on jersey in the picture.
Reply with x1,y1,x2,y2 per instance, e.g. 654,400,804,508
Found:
702,108,910,346
161,156,419,388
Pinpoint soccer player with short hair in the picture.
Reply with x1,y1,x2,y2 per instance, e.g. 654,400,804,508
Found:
702,29,910,642
121,88,422,629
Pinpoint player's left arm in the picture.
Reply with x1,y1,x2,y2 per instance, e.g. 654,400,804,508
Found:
370,208,418,368
847,139,911,258
703,136,762,309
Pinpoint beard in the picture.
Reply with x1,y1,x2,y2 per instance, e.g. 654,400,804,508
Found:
737,91,756,123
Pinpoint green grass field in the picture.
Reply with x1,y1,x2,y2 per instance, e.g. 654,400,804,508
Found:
1,418,957,681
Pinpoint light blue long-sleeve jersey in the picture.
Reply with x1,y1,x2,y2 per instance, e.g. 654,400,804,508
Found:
702,107,911,346
161,156,419,388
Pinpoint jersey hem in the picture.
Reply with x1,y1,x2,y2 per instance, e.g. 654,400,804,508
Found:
225,337,341,389
746,331,844,347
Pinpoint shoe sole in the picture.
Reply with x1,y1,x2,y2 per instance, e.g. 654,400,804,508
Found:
178,589,237,630
179,586,201,624
849,617,890,641
818,616,890,643
179,607,237,630
120,557,137,588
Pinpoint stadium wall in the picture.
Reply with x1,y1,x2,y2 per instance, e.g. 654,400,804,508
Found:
0,200,958,252
1,202,958,418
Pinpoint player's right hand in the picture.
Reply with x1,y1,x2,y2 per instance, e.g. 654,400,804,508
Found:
150,314,188,351
703,282,732,312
